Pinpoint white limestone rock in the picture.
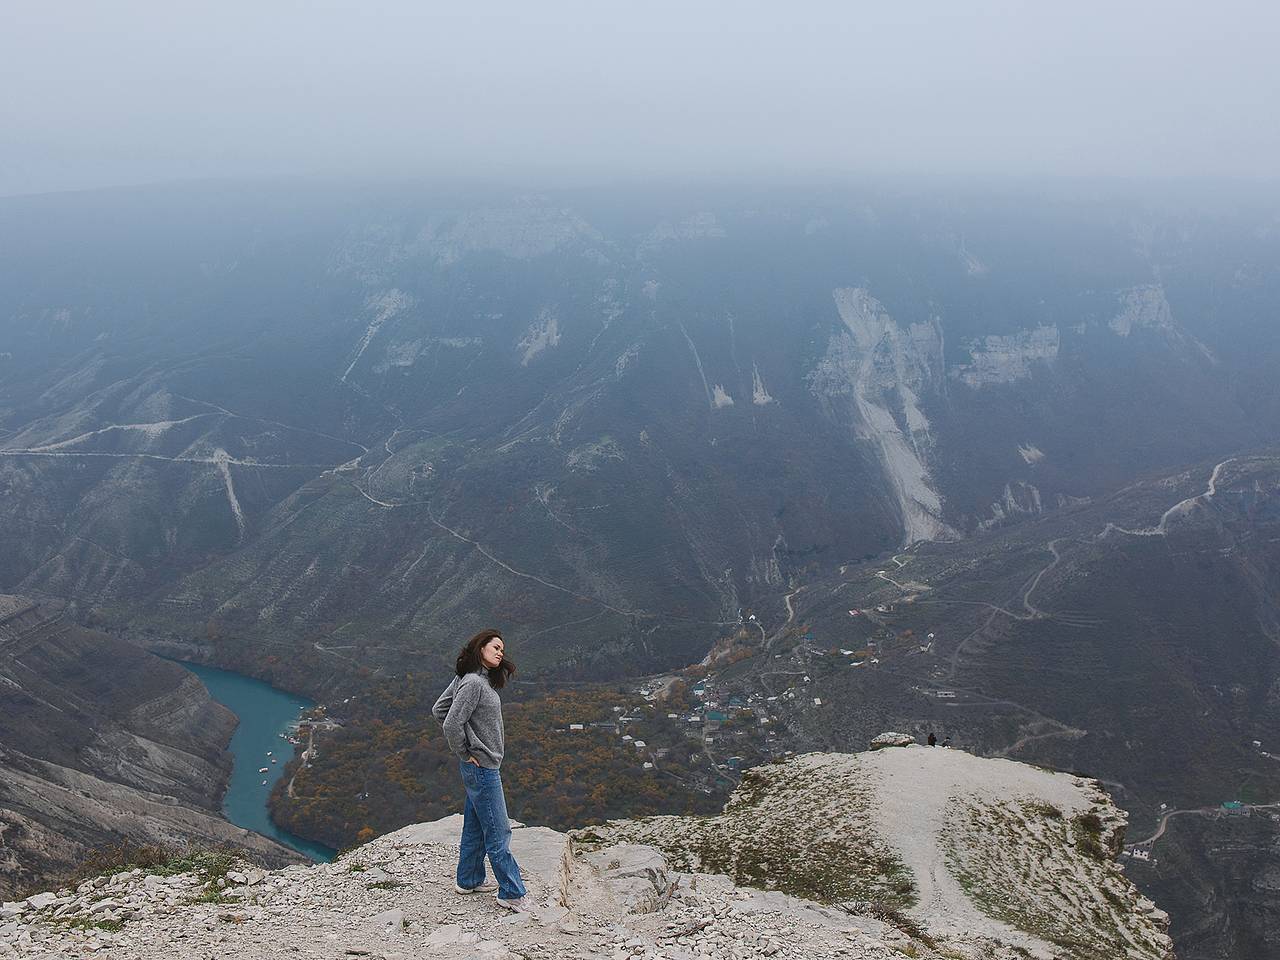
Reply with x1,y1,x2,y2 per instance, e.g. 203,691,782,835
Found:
809,288,956,545
580,749,1174,960
568,843,675,915
751,363,775,405
1110,284,1173,337
870,731,915,750
952,325,1059,387
517,309,561,365
370,907,406,932
5,749,1172,960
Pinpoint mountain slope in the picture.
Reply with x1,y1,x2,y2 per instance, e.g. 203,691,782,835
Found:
768,452,1280,812
2,184,1278,679
696,451,1280,957
2,747,1172,960
582,747,1172,959
0,596,301,897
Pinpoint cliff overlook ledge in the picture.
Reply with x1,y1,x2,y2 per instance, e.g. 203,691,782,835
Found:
1,745,1172,960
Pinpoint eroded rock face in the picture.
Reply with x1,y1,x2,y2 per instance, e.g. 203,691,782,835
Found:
951,325,1060,388
566,843,676,915
1128,813,1280,960
809,288,955,546
1110,285,1174,338
0,597,303,899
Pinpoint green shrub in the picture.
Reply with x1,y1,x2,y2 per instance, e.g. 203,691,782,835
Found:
60,841,245,890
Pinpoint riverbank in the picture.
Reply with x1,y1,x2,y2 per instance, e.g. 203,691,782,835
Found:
180,662,336,863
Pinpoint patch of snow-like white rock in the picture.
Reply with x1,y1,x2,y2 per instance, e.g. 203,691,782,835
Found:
751,364,774,405
959,244,989,277
810,288,956,546
1019,443,1046,465
373,338,425,373
978,481,1045,530
614,343,642,377
517,309,561,365
1109,284,1173,337
567,438,625,472
372,337,482,373
952,325,1060,387
341,289,414,382
213,447,247,540
1107,284,1217,363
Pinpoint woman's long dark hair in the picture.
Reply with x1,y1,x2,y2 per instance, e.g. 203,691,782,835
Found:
455,628,515,689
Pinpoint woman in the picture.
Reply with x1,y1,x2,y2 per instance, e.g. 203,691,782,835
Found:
432,628,532,912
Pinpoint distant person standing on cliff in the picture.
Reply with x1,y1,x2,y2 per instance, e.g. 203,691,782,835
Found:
432,629,531,912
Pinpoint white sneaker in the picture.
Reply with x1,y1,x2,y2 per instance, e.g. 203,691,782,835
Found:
495,894,535,913
455,881,499,894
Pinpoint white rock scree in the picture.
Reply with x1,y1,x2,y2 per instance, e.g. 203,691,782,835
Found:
0,744,1172,960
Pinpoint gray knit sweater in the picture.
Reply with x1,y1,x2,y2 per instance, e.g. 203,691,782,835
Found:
432,669,505,769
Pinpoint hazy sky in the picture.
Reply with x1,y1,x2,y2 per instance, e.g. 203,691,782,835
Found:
3,1,1278,196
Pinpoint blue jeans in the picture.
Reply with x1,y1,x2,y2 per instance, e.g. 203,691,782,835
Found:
457,760,526,900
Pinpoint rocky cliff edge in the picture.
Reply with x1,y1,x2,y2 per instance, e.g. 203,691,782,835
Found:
0,746,1172,960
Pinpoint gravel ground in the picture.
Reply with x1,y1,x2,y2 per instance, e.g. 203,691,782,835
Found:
1,747,1173,960
1,821,915,959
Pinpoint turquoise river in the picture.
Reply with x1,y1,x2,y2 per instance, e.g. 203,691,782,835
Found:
181,662,336,862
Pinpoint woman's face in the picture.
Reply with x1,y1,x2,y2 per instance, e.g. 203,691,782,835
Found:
480,637,505,669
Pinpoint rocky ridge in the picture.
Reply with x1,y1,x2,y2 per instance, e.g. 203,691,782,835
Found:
2,747,1172,960
579,748,1172,960
0,821,919,960
0,597,301,897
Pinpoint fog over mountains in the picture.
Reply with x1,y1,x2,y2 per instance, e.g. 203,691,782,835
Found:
3,181,1280,956
2,185,1277,670
4,2,1280,957
6,3,1280,195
